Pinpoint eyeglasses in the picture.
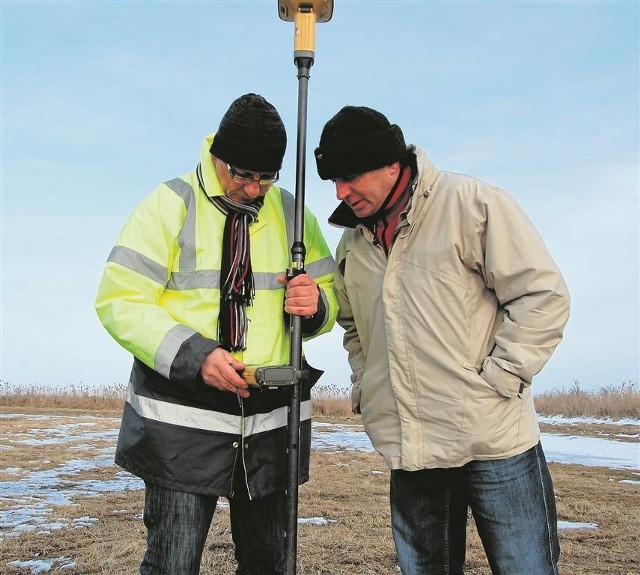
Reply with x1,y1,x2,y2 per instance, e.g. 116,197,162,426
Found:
227,164,279,186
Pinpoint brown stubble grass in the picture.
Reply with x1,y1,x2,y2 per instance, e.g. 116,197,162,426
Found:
550,464,640,575
2,411,640,574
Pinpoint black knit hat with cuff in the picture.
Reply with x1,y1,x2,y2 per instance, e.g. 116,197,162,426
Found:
314,106,406,180
210,93,287,173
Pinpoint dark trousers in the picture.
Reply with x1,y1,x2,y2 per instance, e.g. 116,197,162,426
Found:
140,462,285,575
390,442,560,575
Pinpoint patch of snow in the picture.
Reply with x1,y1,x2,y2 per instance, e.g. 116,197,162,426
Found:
541,433,640,470
7,556,75,574
538,415,640,426
298,517,337,526
558,520,598,530
73,516,98,528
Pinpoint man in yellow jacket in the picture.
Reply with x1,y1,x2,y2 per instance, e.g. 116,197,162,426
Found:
314,105,570,575
96,93,337,575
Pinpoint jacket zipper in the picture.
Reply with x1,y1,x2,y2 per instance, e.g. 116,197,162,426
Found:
229,392,252,500
231,395,253,501
239,395,253,501
398,186,431,240
369,224,386,255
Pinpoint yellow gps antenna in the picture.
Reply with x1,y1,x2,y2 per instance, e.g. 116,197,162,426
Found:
278,2,333,574
279,0,333,58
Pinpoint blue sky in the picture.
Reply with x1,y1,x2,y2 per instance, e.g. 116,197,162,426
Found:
2,0,638,393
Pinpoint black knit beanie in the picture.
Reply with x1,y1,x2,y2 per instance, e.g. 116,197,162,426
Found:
314,106,406,180
210,93,287,173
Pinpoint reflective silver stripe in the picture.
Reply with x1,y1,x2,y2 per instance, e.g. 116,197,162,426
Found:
253,270,284,290
244,399,312,436
154,324,197,378
165,262,331,290
108,245,168,285
167,270,221,290
254,271,284,290
165,178,197,272
280,188,295,252
306,255,335,279
127,382,311,435
127,383,240,433
166,269,286,291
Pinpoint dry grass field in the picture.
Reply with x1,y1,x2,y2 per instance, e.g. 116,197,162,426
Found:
1,382,639,574
2,379,639,420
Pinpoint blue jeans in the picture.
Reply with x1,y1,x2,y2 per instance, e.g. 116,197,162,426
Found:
140,465,286,574
390,442,560,575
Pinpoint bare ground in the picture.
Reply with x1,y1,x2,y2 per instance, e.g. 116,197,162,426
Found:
1,412,638,575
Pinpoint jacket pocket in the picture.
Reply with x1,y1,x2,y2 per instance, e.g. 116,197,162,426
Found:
468,358,523,399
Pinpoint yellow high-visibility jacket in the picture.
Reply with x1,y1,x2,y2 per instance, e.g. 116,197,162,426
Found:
95,134,338,497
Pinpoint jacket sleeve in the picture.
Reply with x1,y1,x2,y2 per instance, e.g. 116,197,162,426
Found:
300,206,339,339
473,186,570,397
95,184,218,390
334,240,365,413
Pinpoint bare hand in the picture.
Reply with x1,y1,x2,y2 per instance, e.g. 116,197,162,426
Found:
200,348,250,398
278,274,319,318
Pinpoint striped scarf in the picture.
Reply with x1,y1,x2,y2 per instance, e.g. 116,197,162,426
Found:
197,163,263,351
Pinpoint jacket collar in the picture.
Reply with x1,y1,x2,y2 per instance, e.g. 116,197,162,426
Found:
412,146,439,197
200,133,225,198
328,200,360,229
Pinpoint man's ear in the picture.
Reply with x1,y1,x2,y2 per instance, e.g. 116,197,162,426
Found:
387,161,401,177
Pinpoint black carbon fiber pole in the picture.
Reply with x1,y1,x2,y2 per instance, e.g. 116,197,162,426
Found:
284,51,312,575
277,2,333,574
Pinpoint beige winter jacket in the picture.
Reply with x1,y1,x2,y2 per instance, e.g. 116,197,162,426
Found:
331,147,570,470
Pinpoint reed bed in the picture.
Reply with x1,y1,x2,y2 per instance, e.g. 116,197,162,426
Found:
0,381,126,412
533,380,639,419
1,379,639,420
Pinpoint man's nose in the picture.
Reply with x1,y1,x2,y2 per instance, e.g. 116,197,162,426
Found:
244,180,262,197
335,181,351,201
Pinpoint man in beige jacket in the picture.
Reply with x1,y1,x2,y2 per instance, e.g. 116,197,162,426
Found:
314,105,570,575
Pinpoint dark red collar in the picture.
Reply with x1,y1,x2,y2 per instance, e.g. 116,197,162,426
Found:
369,165,413,254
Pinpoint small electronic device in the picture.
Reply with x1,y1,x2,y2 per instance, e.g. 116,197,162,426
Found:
242,365,300,389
